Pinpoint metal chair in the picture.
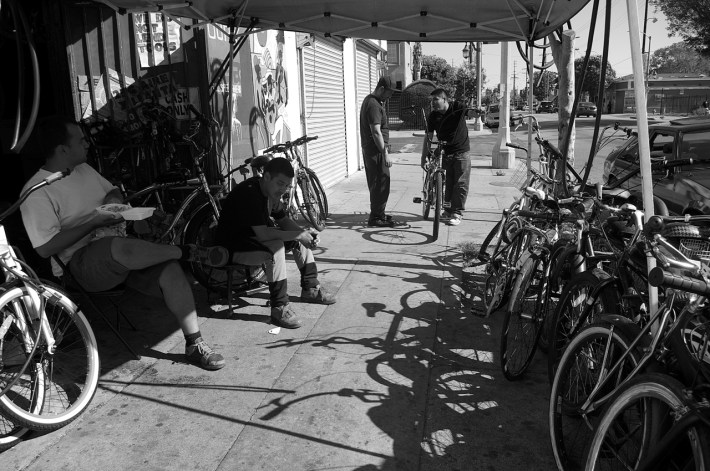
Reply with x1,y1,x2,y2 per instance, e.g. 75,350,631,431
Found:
50,255,141,360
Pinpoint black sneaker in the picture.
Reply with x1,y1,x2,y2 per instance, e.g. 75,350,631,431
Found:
185,337,226,370
271,304,302,329
367,217,393,227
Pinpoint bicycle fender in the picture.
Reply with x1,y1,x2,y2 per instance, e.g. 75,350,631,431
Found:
597,314,645,345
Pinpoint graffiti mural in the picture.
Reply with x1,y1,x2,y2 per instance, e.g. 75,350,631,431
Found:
250,30,290,153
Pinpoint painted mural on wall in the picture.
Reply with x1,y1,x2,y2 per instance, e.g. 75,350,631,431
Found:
250,30,291,153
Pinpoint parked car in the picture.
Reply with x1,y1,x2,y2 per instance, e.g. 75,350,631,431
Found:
537,101,555,113
484,104,522,128
603,119,710,215
576,102,598,117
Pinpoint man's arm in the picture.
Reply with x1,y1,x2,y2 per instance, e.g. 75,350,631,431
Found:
252,221,316,248
33,212,123,258
368,123,392,168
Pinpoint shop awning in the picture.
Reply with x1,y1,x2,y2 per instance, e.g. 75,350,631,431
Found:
96,0,590,43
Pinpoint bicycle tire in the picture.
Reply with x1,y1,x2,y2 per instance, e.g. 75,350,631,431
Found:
538,241,577,354
500,254,545,380
306,168,329,218
584,373,710,471
421,170,432,220
0,285,100,431
0,417,30,452
484,229,532,316
549,322,640,471
433,172,442,241
547,269,620,384
182,203,224,292
295,168,327,231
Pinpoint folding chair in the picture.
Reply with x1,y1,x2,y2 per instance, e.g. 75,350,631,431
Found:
50,255,141,360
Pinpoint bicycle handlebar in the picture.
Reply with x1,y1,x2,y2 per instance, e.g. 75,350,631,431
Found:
649,267,710,296
263,135,318,154
0,168,71,223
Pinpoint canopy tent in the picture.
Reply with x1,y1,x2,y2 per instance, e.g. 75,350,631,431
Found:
96,0,589,43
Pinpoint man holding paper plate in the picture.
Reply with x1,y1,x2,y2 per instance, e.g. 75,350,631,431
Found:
20,116,229,371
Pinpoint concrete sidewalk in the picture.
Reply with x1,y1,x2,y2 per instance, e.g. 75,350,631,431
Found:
4,135,556,470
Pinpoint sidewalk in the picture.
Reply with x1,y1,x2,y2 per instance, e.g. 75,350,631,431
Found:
4,135,556,470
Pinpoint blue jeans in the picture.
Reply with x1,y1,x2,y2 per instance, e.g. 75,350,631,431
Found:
443,151,471,216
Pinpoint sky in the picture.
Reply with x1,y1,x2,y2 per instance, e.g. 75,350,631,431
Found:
420,0,679,89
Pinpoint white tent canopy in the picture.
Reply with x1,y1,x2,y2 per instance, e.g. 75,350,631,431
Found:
97,0,590,43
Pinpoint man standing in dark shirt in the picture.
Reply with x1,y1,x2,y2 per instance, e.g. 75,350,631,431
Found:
359,76,403,227
216,157,336,329
420,88,472,226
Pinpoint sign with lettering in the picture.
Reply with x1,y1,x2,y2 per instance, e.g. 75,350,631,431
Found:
134,12,183,67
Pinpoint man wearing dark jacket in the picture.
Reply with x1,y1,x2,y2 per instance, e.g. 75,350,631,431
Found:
421,88,472,226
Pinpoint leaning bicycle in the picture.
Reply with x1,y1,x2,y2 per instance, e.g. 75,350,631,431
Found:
414,138,446,241
0,169,100,442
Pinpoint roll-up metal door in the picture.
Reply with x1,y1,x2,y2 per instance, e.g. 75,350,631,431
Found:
302,36,347,188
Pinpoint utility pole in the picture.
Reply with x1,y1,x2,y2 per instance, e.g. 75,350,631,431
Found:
512,60,517,108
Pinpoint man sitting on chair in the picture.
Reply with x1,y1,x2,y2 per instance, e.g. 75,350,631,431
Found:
20,116,229,371
216,157,336,329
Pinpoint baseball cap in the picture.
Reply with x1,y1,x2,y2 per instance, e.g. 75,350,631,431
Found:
377,76,398,91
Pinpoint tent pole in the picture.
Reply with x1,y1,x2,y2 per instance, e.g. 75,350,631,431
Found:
625,0,658,323
227,15,236,188
527,41,533,176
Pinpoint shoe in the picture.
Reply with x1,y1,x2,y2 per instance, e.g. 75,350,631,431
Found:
449,214,462,226
185,337,226,370
301,285,337,305
367,217,393,227
271,304,302,329
187,244,229,267
440,211,452,222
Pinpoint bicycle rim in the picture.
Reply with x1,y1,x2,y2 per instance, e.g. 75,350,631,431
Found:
306,168,329,218
297,169,326,231
433,172,442,241
421,171,431,219
585,373,709,471
500,255,545,380
549,324,639,471
0,286,99,431
547,270,619,384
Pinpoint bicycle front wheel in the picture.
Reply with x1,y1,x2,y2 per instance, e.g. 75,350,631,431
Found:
295,168,327,231
500,254,545,380
0,285,100,432
183,203,225,292
585,373,710,471
432,172,443,241
421,170,432,220
549,322,639,471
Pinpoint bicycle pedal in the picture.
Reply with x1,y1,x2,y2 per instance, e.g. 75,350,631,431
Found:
413,197,422,203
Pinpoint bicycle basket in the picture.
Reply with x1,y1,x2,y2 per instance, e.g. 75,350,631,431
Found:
507,160,529,188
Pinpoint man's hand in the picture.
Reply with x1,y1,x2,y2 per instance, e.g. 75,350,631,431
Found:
296,229,319,249
385,153,393,168
92,211,124,228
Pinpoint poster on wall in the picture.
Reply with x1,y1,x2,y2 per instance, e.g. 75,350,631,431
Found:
134,12,184,68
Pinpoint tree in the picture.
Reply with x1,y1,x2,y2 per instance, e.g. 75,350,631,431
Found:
651,0,710,58
532,70,558,101
573,54,616,103
651,41,710,74
420,55,457,96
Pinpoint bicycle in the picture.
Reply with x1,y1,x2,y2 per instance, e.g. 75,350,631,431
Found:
0,169,100,440
413,138,446,241
549,213,710,471
262,135,329,232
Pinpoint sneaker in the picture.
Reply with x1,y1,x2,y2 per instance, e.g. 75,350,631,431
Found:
440,211,452,222
187,244,229,267
301,285,337,305
271,304,302,329
185,337,226,370
449,214,462,226
367,217,393,227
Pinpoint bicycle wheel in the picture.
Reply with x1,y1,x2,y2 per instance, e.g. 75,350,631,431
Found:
0,285,100,431
183,203,224,291
547,269,620,384
549,322,640,471
295,168,327,231
484,228,533,316
421,171,432,220
0,416,29,452
306,168,329,218
432,172,443,241
500,254,545,380
585,373,710,471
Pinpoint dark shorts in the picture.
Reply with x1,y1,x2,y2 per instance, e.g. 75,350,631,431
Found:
69,237,168,298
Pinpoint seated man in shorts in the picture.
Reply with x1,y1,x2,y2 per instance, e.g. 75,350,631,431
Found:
20,116,229,371
216,157,336,329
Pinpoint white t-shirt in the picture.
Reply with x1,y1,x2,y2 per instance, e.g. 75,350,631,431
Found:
20,163,116,275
